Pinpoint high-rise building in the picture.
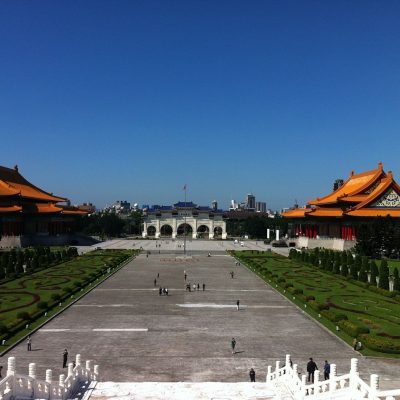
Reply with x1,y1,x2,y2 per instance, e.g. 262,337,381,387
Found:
255,201,266,213
246,193,256,210
333,179,344,191
211,200,218,210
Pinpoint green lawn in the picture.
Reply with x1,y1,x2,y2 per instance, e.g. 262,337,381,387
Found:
0,249,136,346
234,250,400,357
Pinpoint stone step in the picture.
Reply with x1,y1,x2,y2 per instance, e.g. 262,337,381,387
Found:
88,382,279,400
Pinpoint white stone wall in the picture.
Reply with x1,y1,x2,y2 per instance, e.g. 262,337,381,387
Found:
294,237,356,251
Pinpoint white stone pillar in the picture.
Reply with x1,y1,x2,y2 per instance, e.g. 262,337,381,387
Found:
172,218,177,239
45,369,52,384
276,229,280,241
29,363,36,379
155,220,161,239
369,374,379,399
209,220,214,239
330,364,336,392
7,357,16,376
142,222,147,238
68,363,74,377
59,374,65,387
94,365,100,380
267,228,270,239
266,365,272,382
222,222,227,239
75,354,82,366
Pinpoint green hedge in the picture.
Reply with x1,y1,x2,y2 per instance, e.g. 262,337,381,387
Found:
338,320,370,337
359,334,400,354
321,309,348,323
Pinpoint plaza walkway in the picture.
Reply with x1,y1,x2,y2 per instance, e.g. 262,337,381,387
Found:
1,249,399,391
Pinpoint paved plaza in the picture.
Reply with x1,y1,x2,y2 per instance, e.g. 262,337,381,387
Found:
1,245,399,390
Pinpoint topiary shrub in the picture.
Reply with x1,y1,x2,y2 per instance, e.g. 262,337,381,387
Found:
51,293,61,302
379,260,390,290
306,295,316,301
284,282,294,289
37,301,48,310
17,311,30,321
277,277,286,283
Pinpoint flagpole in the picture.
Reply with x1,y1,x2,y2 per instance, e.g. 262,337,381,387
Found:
184,185,187,256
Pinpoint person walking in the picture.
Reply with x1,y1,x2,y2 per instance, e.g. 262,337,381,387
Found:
353,338,358,350
157,273,160,278
197,283,200,290
249,368,256,382
202,283,205,291
236,300,240,311
0,365,3,378
184,273,187,281
154,278,157,287
324,360,330,380
159,287,162,296
165,288,169,296
63,349,68,368
231,338,236,354
27,336,32,351
306,358,318,383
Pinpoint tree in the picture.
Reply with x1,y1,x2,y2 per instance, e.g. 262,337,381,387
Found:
358,261,368,283
370,261,378,286
393,267,400,292
378,260,390,290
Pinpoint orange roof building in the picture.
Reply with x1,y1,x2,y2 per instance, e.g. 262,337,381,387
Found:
0,165,87,247
282,163,400,241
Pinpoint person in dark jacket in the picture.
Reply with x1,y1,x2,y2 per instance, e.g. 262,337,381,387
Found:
63,349,68,368
324,360,330,380
249,368,256,382
307,358,318,383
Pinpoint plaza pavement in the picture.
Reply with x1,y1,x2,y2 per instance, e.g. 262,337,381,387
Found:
1,242,399,391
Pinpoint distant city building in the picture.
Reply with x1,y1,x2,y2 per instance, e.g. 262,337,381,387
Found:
255,201,266,213
229,199,239,211
77,202,96,214
333,179,344,191
211,200,218,210
104,200,131,214
246,193,256,211
143,201,227,239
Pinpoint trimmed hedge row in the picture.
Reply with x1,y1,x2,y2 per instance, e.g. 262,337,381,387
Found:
359,334,400,354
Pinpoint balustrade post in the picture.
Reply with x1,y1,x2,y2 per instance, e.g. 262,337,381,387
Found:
266,365,272,382
368,374,379,400
275,360,280,377
86,360,93,377
29,363,36,379
329,364,337,393
59,374,65,387
93,365,99,380
7,357,16,376
75,354,81,366
314,370,320,393
285,354,291,374
301,374,307,398
68,363,74,377
46,369,52,384
293,364,298,378
350,358,359,392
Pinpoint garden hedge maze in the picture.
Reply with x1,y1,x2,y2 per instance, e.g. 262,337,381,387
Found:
234,250,400,356
0,249,135,343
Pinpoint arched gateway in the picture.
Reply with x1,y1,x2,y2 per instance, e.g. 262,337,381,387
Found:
142,201,227,239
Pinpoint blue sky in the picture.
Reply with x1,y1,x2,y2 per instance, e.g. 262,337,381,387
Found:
1,0,400,210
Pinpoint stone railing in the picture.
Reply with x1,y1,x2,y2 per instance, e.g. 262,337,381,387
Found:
0,354,99,400
266,354,400,400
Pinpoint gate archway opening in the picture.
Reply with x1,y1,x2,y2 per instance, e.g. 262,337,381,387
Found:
177,223,193,237
160,224,173,237
197,224,210,239
147,226,156,237
214,226,223,238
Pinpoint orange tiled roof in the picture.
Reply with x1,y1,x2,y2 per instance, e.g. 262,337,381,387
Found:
0,205,22,213
306,208,343,217
22,203,63,214
61,206,88,215
281,208,308,218
308,163,385,206
347,209,400,217
0,165,66,202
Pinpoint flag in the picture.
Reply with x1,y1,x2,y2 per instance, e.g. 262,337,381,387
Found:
183,184,187,191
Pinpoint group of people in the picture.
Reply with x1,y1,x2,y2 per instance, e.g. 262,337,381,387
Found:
185,282,205,291
159,287,169,295
306,358,331,382
27,336,70,369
